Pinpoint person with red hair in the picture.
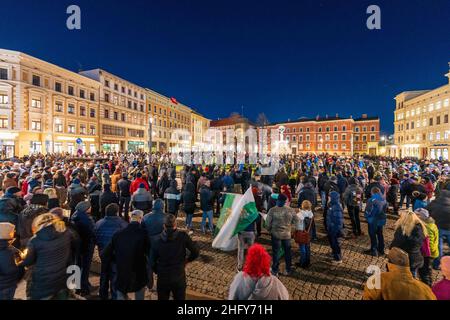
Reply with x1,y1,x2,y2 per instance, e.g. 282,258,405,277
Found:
228,244,289,300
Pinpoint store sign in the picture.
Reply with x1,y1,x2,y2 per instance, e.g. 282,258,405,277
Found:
128,141,144,146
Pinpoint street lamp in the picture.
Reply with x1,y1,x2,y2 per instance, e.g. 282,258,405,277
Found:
148,117,153,163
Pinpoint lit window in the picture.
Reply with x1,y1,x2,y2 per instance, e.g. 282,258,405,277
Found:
436,101,442,110
428,104,434,112
429,132,433,141
31,99,41,108
444,99,449,107
0,94,9,104
68,124,75,133
0,117,8,128
31,120,41,131
436,132,441,141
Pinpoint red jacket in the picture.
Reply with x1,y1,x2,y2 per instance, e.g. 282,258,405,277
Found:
130,177,150,195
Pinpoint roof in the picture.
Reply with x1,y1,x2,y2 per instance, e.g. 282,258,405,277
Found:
210,115,255,127
267,115,379,126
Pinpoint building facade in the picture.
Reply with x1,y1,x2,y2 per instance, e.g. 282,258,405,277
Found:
146,89,192,152
191,110,210,150
266,114,380,155
0,49,101,157
80,69,148,153
393,65,450,160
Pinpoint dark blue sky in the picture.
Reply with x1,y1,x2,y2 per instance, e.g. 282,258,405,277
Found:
1,0,449,133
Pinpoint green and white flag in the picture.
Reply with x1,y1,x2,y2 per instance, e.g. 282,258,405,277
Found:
212,188,259,251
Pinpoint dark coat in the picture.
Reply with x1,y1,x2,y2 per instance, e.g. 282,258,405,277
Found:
199,185,213,211
20,226,75,299
181,182,196,214
151,229,199,284
318,173,329,192
164,180,180,214
102,222,149,293
297,184,317,208
99,189,119,217
0,240,24,290
387,184,399,204
142,209,165,238
427,190,450,230
68,183,88,210
0,195,25,226
117,178,131,197
390,224,425,270
94,216,128,255
18,204,48,246
70,210,96,255
47,198,60,210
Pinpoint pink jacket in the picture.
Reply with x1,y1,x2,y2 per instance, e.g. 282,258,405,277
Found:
432,279,450,300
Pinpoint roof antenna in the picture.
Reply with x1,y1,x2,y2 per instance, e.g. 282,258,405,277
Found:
241,105,244,117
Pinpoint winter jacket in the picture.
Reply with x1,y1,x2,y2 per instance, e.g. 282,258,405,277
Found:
228,272,289,300
181,182,196,213
318,173,329,192
364,193,387,227
326,192,344,236
142,208,165,237
336,174,348,194
390,224,425,270
102,222,149,293
47,198,60,210
343,184,363,208
0,240,24,291
426,190,450,230
0,195,25,226
222,175,234,192
18,204,48,247
387,184,399,204
266,205,298,240
99,188,119,217
131,188,153,214
70,209,96,255
365,182,385,200
164,180,181,214
363,263,436,300
130,177,149,195
94,216,128,255
157,176,170,198
67,183,88,210
20,226,76,300
297,184,317,208
150,229,199,283
117,178,132,198
422,218,439,259
200,185,213,212
110,172,121,193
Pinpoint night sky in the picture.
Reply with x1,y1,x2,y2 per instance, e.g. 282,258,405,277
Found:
1,0,449,134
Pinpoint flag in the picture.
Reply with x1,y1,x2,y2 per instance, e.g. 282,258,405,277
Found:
214,193,239,237
212,188,258,251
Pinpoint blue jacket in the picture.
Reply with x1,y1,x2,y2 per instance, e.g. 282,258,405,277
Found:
94,216,128,255
364,193,387,226
326,191,344,236
222,175,234,192
71,210,96,254
413,199,427,211
337,174,348,194
200,185,213,211
142,209,165,237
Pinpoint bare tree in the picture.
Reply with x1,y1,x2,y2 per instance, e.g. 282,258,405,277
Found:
256,112,269,127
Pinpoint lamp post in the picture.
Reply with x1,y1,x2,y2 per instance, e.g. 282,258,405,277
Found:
148,117,153,163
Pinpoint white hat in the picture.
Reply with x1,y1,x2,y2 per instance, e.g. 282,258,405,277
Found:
0,222,15,240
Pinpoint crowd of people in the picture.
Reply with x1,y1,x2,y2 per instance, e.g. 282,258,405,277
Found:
0,152,449,300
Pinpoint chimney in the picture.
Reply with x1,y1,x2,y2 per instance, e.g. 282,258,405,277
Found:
362,114,368,119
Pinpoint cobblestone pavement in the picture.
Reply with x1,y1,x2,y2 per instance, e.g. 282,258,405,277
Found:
181,206,445,300
14,205,446,300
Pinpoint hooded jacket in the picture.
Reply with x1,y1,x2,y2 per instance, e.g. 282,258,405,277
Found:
426,190,450,230
364,192,387,227
343,184,363,207
363,263,436,300
326,191,344,236
130,177,149,195
20,226,76,300
228,272,289,300
142,202,165,237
